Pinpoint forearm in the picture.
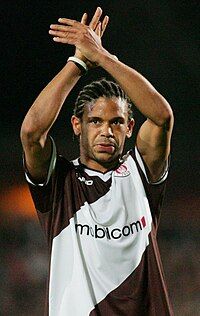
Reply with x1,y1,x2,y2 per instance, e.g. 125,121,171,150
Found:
98,50,173,126
21,61,81,144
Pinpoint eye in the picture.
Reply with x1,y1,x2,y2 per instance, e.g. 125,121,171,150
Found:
89,118,101,125
112,118,123,125
113,120,120,125
92,119,99,124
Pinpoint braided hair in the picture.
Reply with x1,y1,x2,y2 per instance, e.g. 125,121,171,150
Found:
74,78,133,120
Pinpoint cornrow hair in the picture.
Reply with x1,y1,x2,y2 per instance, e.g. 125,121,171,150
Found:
74,78,133,120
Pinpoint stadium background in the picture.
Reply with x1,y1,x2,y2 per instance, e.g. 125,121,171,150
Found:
0,1,199,315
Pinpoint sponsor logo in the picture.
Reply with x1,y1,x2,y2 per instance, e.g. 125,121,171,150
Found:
75,216,147,240
78,176,93,186
115,164,130,177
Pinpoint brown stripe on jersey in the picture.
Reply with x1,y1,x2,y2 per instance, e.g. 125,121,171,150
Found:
29,155,112,242
89,231,174,316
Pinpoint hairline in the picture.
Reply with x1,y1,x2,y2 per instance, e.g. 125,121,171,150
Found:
77,96,132,122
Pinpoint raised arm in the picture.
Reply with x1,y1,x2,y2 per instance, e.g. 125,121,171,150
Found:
50,17,173,182
99,54,174,182
20,7,109,183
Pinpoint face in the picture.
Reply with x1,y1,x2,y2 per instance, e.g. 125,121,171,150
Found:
71,97,134,172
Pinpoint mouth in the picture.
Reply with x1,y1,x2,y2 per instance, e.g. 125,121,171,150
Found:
95,143,116,153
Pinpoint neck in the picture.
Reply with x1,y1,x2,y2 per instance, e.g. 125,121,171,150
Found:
80,157,121,173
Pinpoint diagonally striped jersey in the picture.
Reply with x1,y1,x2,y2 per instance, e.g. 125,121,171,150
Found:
25,138,174,316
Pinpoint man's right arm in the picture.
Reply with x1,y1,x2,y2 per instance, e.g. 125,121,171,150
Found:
20,62,82,183
21,7,108,183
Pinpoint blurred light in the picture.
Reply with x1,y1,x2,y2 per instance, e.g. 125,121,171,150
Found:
0,185,36,218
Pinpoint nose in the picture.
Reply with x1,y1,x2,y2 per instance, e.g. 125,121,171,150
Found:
100,122,113,137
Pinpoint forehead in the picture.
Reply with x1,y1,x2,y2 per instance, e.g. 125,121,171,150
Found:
83,97,128,118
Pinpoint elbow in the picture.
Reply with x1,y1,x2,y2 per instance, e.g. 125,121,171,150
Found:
165,107,174,131
20,121,45,147
156,97,174,128
20,123,35,147
160,108,174,127
150,91,174,128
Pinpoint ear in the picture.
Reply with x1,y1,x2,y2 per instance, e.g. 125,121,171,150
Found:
126,118,135,138
71,115,81,136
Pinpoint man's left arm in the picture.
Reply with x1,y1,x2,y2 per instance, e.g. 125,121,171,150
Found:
97,55,174,183
136,115,173,183
96,51,174,183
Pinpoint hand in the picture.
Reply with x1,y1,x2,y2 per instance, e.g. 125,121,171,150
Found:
49,7,109,67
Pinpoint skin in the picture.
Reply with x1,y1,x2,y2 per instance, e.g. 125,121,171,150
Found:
71,97,134,173
21,7,174,184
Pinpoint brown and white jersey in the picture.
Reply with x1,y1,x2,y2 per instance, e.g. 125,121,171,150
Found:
25,139,174,316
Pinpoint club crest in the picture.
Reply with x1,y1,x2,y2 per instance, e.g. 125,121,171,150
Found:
115,164,130,177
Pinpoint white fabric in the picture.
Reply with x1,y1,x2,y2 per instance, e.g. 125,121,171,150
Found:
135,146,168,185
72,158,113,182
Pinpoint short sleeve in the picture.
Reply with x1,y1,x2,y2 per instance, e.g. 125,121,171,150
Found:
130,147,170,228
134,146,169,185
24,136,57,187
23,137,71,215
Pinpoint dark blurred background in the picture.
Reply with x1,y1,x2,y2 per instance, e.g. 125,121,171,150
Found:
0,1,199,315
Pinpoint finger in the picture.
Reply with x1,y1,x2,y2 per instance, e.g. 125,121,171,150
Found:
101,15,109,37
58,18,80,27
89,7,102,30
53,34,75,44
95,22,101,37
50,24,76,32
80,12,87,25
49,29,69,38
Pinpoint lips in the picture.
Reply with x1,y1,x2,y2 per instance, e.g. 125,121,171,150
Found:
95,143,115,153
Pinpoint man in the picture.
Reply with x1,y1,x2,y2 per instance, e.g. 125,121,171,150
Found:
21,7,174,316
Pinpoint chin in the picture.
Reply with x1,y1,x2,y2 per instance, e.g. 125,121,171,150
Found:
94,152,119,164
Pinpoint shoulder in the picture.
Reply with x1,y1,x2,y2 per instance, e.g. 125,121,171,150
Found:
129,147,169,186
24,137,76,188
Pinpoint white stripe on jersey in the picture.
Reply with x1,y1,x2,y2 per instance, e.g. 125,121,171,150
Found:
135,146,169,184
49,154,152,316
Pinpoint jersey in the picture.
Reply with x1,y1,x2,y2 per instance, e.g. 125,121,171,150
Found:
25,139,174,316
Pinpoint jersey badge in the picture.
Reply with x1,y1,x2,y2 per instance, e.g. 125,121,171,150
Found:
114,164,130,177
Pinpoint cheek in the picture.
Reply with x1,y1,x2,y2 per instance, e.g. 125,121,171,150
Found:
88,126,99,139
116,127,127,142
81,126,96,148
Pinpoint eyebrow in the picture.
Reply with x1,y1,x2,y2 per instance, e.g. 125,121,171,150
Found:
88,116,125,123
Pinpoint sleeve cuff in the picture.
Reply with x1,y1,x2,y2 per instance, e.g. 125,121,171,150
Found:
135,146,169,185
24,137,57,187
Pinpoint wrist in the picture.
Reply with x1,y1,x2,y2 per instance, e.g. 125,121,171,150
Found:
67,56,88,76
74,53,96,69
96,49,119,68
